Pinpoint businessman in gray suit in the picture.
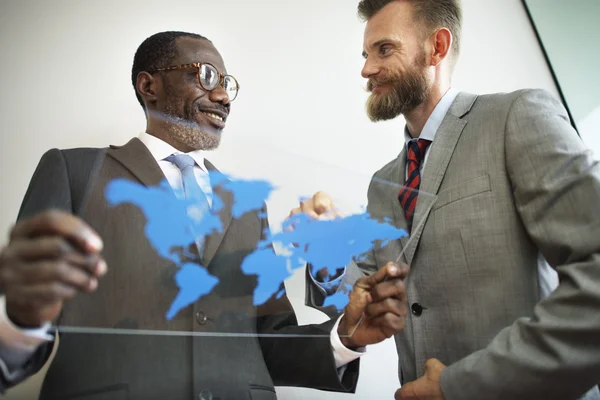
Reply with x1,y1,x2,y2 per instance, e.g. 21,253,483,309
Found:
0,31,409,399
297,1,600,399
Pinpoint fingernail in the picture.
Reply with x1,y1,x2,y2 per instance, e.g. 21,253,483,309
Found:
389,265,400,275
88,235,103,251
96,260,107,275
88,278,98,291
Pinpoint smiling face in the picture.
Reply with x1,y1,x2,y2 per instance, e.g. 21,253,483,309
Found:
138,36,232,152
361,1,432,121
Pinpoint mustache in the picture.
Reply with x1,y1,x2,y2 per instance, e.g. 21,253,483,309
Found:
366,76,396,92
197,103,230,115
149,110,200,128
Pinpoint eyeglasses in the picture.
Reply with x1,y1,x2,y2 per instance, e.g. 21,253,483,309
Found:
155,62,240,101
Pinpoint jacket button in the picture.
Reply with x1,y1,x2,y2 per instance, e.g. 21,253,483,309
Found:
411,303,424,316
196,311,208,325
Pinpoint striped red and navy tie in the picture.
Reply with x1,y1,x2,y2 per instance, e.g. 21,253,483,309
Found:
398,139,431,232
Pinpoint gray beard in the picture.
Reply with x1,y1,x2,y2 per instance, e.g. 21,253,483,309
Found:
164,113,221,151
152,109,221,151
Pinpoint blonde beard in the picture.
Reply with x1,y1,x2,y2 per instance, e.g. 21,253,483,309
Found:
365,52,430,122
366,90,403,122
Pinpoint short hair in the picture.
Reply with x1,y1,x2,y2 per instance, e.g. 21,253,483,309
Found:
358,0,462,59
131,31,210,109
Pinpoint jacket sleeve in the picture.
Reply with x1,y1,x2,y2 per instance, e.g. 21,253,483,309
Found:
440,89,600,400
0,148,72,391
255,206,360,393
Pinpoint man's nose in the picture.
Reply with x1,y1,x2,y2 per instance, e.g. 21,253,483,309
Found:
361,56,380,79
209,85,230,105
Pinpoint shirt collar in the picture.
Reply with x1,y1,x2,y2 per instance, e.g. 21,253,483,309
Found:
403,87,460,144
138,132,207,171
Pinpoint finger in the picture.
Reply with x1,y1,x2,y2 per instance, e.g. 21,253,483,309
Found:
359,262,409,289
319,209,345,221
4,238,107,277
365,297,407,318
6,237,106,276
371,279,407,303
13,261,100,292
6,282,78,306
396,380,420,399
369,312,405,337
424,358,445,374
9,210,103,254
394,387,403,400
2,237,75,262
343,282,373,326
312,191,334,214
299,201,320,219
287,207,302,218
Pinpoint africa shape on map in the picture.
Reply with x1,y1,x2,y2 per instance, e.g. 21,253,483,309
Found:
105,172,408,321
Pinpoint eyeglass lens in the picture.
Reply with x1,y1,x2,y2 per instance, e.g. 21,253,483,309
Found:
199,64,238,100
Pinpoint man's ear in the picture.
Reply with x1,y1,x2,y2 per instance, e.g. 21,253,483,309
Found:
136,71,160,107
429,28,452,67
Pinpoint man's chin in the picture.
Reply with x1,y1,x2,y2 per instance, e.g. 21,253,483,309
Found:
173,125,222,151
194,129,222,151
367,112,400,122
366,102,403,122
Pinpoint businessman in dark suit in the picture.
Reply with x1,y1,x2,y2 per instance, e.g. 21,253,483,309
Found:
0,31,409,400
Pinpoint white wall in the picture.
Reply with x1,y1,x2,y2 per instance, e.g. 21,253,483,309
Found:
523,0,600,156
0,0,559,399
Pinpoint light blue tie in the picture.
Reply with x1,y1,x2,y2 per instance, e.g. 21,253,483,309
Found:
166,153,209,254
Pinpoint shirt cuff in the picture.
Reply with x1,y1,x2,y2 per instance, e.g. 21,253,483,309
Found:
308,266,346,296
0,296,53,381
330,314,366,369
0,296,53,349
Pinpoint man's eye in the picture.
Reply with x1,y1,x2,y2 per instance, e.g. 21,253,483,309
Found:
380,46,391,55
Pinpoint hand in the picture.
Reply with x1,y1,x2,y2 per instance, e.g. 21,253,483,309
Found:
288,191,341,220
395,359,446,400
0,210,107,328
288,191,344,279
338,262,408,348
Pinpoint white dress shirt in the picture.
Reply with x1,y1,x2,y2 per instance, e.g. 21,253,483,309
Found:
139,133,214,208
403,87,460,174
0,132,364,380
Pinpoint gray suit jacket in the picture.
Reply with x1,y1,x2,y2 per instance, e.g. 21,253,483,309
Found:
309,89,600,400
8,138,359,400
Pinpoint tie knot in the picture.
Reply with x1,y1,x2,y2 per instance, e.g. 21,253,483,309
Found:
407,139,431,164
166,153,196,172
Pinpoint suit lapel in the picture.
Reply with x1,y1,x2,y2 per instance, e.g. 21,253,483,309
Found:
107,138,234,267
404,92,478,265
201,159,233,267
389,149,411,255
107,137,166,187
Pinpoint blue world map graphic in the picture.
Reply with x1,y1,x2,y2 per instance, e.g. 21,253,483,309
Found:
105,172,407,320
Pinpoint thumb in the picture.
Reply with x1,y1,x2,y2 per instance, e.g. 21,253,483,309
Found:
343,281,372,326
312,191,334,214
395,380,418,399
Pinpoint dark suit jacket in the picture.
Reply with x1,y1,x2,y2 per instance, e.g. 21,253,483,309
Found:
13,137,358,400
